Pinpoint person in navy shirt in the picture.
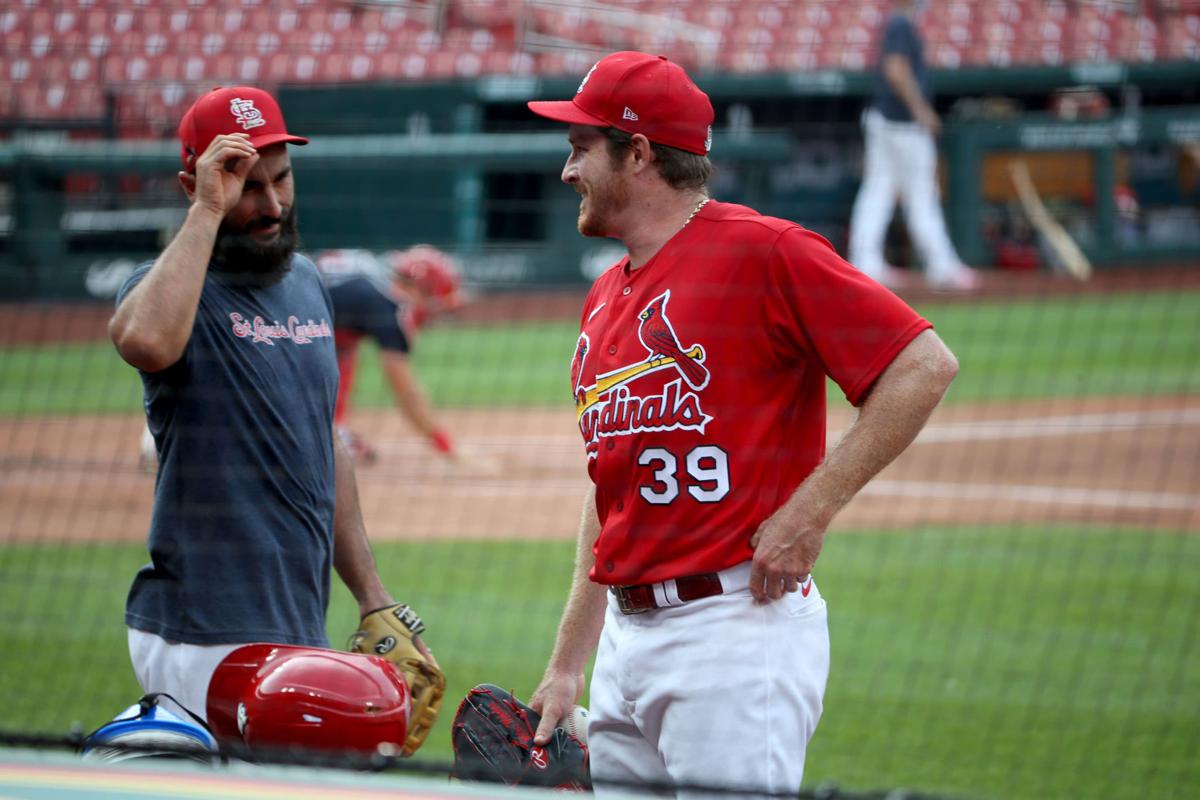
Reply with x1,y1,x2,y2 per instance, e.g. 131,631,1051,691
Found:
848,0,980,292
109,86,433,721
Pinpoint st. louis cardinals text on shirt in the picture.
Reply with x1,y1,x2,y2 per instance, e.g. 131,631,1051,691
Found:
229,312,332,345
573,201,931,585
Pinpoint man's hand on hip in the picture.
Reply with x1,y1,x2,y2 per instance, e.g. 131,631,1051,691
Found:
748,508,828,603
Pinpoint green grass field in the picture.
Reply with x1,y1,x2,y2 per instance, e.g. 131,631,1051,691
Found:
0,528,1196,799
1,288,1198,798
1,290,1197,415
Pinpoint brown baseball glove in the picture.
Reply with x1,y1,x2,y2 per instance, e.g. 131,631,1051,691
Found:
348,603,445,756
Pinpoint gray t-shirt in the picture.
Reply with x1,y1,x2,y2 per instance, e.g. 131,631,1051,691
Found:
118,254,340,646
870,13,930,122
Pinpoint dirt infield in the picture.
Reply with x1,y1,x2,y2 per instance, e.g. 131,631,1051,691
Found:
2,265,1197,542
2,393,1196,544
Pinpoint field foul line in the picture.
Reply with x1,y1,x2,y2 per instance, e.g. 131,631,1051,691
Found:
864,480,1198,511
911,408,1200,443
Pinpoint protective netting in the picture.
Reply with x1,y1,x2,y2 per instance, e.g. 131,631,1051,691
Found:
2,2,1199,799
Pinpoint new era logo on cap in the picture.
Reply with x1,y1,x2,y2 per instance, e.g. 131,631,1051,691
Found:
177,86,308,172
527,51,715,155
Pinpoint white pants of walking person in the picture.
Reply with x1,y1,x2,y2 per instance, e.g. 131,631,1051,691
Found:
849,109,977,290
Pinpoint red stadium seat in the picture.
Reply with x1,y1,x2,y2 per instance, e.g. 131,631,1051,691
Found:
691,3,736,30
1116,15,1159,63
81,7,109,36
163,8,194,36
107,6,139,35
1163,15,1200,59
426,50,462,80
25,8,53,36
304,29,337,56
930,42,966,69
482,49,536,76
287,54,321,83
142,32,170,58
318,53,376,83
4,57,32,84
443,25,499,54
453,50,486,79
15,81,104,120
25,32,54,59
0,82,14,118
371,51,410,82
537,50,599,78
767,48,822,73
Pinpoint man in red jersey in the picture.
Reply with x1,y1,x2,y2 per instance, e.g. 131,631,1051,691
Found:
525,52,959,797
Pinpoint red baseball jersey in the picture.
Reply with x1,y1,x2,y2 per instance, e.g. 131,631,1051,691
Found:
572,201,931,585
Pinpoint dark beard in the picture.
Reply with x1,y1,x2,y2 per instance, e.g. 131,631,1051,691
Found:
211,206,299,286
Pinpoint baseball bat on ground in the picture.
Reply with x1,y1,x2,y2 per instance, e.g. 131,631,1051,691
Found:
1008,159,1092,281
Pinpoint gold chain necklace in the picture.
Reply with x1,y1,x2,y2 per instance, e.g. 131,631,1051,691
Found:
683,197,710,229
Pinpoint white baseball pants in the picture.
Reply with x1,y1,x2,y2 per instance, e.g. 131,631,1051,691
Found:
127,628,246,722
849,109,964,282
588,561,830,799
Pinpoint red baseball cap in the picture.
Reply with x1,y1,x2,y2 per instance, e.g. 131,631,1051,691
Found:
528,51,714,155
177,86,308,173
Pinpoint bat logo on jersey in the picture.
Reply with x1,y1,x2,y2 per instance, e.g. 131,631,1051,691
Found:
571,333,590,403
229,97,266,130
573,290,712,457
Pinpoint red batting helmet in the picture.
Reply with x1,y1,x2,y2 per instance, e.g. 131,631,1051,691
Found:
206,644,410,758
389,245,465,322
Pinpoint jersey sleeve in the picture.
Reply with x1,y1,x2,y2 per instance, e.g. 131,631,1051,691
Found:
114,261,155,307
764,228,932,406
881,15,918,61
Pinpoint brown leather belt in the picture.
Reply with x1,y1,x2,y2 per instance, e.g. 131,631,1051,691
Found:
611,572,724,615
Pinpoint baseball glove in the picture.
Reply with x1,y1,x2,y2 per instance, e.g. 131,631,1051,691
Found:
347,603,445,756
450,684,590,790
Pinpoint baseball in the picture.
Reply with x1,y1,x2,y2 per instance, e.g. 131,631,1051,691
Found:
564,705,589,743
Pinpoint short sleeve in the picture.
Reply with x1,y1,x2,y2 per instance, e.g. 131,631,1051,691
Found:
881,15,917,60
115,262,155,307
763,228,932,406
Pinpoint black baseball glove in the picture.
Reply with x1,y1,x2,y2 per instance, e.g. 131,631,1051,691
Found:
450,684,590,790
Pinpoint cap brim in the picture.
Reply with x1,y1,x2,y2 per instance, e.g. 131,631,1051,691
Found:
247,132,309,150
527,100,609,127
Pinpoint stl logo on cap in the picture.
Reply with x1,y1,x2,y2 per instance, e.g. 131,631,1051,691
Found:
577,61,599,94
230,97,266,131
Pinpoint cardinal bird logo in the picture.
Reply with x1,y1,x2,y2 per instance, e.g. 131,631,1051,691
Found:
637,291,710,390
571,333,590,402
